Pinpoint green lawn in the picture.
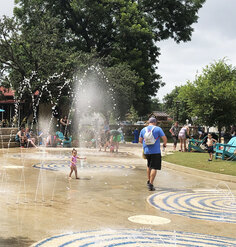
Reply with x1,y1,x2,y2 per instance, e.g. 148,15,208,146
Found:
163,152,236,176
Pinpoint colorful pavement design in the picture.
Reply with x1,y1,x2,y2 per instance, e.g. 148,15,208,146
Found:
31,229,236,247
148,190,236,223
32,161,136,171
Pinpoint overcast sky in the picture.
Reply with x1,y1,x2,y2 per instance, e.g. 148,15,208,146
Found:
157,0,236,101
1,0,236,101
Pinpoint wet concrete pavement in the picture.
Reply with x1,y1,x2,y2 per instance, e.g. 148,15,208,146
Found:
0,144,235,246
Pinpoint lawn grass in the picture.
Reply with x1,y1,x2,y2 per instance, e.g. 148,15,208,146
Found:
163,152,236,176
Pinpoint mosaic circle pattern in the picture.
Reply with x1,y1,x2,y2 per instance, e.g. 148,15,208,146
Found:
30,229,236,247
32,161,135,171
148,190,236,223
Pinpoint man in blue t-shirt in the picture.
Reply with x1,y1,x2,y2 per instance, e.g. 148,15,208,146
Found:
139,117,167,191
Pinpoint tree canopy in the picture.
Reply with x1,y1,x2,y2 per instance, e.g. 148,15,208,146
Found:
0,14,76,95
163,86,191,124
178,59,236,136
11,0,205,116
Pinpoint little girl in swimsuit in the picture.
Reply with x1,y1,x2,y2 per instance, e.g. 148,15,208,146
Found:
69,149,79,179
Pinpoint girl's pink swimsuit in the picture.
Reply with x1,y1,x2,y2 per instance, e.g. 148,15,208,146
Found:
70,156,77,167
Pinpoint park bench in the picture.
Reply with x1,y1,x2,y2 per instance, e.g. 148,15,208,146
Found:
215,137,236,161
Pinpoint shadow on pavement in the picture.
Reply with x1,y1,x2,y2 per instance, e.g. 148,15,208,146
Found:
0,236,33,247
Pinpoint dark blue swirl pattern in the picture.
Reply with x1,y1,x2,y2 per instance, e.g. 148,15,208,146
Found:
148,190,236,223
30,229,236,247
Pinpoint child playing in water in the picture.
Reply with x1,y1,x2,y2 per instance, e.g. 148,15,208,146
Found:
206,133,217,161
69,148,79,179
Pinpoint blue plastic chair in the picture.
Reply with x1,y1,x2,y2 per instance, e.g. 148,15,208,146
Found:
188,135,208,152
215,137,236,160
56,131,72,147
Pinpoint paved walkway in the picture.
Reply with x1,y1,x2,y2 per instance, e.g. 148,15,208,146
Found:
0,144,235,246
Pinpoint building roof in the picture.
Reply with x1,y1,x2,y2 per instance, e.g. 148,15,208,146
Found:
0,87,15,97
0,86,39,97
149,111,169,117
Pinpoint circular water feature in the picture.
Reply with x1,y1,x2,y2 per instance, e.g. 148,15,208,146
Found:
128,215,171,225
148,190,236,223
30,229,236,247
32,161,135,171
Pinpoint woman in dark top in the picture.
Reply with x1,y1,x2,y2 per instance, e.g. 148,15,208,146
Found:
60,116,69,137
169,121,179,151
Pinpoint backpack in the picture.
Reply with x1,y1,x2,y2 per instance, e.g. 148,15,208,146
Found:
144,126,158,145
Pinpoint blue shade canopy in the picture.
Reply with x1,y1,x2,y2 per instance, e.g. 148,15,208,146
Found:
0,109,5,112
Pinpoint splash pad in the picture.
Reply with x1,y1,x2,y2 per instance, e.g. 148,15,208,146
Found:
0,67,236,246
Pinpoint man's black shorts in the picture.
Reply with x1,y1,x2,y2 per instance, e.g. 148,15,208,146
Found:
145,153,162,170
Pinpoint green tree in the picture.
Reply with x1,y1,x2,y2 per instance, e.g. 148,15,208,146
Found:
0,15,76,96
163,86,190,124
179,59,236,138
0,14,138,118
14,0,205,115
103,62,138,119
150,97,162,112
126,105,139,123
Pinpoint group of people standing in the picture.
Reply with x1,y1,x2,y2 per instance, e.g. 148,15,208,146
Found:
138,118,222,192
100,121,122,153
169,121,190,152
169,122,229,161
